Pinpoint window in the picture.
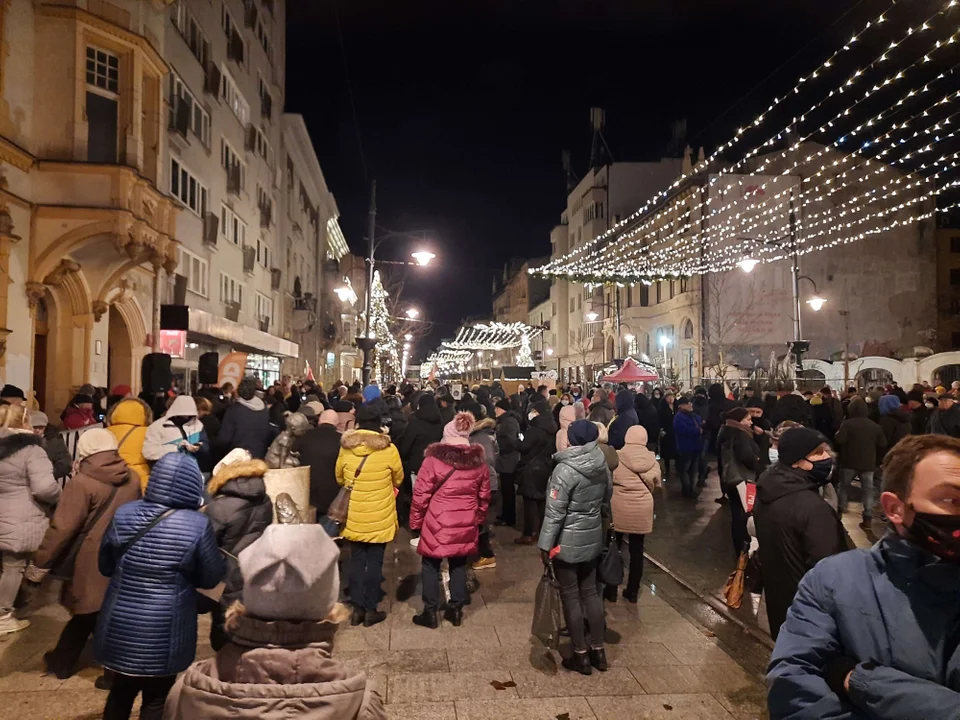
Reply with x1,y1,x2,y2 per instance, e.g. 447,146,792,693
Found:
169,74,210,146
177,247,209,297
639,284,649,307
170,158,208,217
953,331,960,349
220,204,247,246
220,272,244,307
569,297,575,313
255,292,273,324
256,17,273,62
172,0,208,67
86,46,118,93
656,281,662,304
626,285,633,308
951,269,960,287
221,2,236,36
220,139,246,190
670,280,675,299
577,293,582,310
253,125,271,162
257,184,273,215
219,68,249,125
256,237,271,268
258,74,273,119
951,236,960,253
680,276,689,293
682,319,695,340
222,2,247,66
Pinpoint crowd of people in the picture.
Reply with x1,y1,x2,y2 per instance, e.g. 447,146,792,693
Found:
0,369,959,717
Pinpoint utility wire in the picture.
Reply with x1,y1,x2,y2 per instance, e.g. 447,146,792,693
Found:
334,2,368,183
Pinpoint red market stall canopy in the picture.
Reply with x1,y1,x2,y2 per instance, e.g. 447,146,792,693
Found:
601,357,659,383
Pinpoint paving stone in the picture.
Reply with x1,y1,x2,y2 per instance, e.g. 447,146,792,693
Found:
588,693,736,719
338,648,449,675
713,689,770,720
455,696,597,720
390,625,501,651
447,645,559,672
385,701,457,720
0,689,108,720
387,671,519,703
511,666,644,698
630,663,763,695
605,642,684,667
336,623,392,651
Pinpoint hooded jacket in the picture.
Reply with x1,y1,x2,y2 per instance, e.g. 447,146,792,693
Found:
409,443,491,559
398,397,444,474
612,426,662,536
753,462,846,639
219,396,275,460
0,430,60,554
634,393,661,451
608,390,640,450
494,409,521,474
470,418,500,493
768,537,960,720
105,397,153,492
143,395,210,468
770,393,813,429
555,404,577,453
717,421,760,491
516,411,559,500
205,460,273,605
705,384,737,440
538,441,610,563
33,450,139,614
878,398,911,451
588,397,615,427
336,430,404,544
928,402,960,438
164,612,387,720
41,426,72,479
95,453,225,676
294,423,343,517
834,397,886,472
673,408,704,454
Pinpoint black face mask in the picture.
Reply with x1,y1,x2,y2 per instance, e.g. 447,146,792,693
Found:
906,507,960,562
808,457,835,486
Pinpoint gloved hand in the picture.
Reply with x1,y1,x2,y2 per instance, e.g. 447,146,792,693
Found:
540,549,551,567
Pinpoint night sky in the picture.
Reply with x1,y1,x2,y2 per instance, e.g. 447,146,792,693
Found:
285,0,882,358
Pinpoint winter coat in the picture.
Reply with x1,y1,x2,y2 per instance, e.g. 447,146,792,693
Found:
336,430,404,544
294,423,343,517
387,406,408,446
0,430,60,554
587,398,615,427
672,409,703,454
398,400,444,475
165,613,387,720
634,394,660,451
612,426,662,536
32,450,139,614
219,397,275,460
42,426,72,479
142,395,210,469
770,393,813,429
607,390,640,450
878,407,911,451
834,398,886,472
717,422,760,491
409,443,491,559
928,403,960,438
494,410,521,474
538,441,610,564
767,536,960,720
596,423,620,474
105,398,152,493
555,405,577,453
811,401,837,440
910,404,930,435
95,453,226,677
470,418,500,493
205,460,273,605
63,405,96,430
705,386,736,439
516,412,559,500
753,462,847,640
438,402,455,426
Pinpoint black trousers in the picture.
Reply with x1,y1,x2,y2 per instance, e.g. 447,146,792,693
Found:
45,611,98,678
102,673,177,720
421,556,467,611
348,541,386,611
554,557,605,653
522,497,546,537
726,487,750,555
498,471,517,526
210,603,230,652
616,532,645,597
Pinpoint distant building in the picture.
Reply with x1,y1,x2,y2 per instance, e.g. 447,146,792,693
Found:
492,258,550,324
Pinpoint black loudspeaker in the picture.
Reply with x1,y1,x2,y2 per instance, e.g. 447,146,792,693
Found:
198,352,219,385
141,353,172,394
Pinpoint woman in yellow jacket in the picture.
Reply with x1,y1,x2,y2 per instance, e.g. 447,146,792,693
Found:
336,405,403,628
104,398,152,493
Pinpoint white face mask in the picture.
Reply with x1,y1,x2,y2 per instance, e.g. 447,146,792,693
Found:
528,412,537,421
561,400,570,406
769,448,779,465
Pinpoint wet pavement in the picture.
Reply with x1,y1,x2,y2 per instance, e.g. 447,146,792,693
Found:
0,519,773,720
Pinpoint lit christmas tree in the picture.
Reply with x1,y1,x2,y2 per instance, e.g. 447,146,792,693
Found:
516,332,534,367
365,271,400,383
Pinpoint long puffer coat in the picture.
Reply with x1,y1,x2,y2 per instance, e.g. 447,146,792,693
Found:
205,459,273,605
717,421,760,491
555,405,577,453
398,397,444,475
410,443,491,559
0,429,60,554
538,441,610,564
336,430,404,544
105,397,152,492
95,453,225,677
834,397,886,472
33,450,139,615
517,412,559,500
612,426,662,536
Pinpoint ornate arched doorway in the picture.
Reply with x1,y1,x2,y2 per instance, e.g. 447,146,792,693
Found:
32,299,49,411
108,304,133,392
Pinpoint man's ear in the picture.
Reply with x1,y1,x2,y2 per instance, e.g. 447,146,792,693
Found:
880,491,907,527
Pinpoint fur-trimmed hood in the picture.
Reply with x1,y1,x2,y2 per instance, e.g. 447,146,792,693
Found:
424,441,486,469
0,430,43,462
207,459,269,496
340,428,392,454
105,397,153,428
471,417,496,433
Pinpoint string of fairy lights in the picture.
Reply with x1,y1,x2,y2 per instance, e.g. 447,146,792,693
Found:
364,271,402,382
532,0,960,283
421,322,543,378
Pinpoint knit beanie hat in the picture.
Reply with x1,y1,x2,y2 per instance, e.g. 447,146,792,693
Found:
356,405,382,431
319,409,340,426
878,394,901,416
724,407,750,423
362,384,382,403
567,418,600,446
777,427,825,466
240,524,340,622
29,411,48,428
76,428,118,460
443,411,474,445
496,398,512,412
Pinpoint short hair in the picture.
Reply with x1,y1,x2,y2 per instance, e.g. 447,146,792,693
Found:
882,434,960,499
194,397,212,414
780,381,795,393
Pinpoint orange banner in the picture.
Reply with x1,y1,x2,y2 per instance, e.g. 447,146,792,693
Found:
218,351,248,388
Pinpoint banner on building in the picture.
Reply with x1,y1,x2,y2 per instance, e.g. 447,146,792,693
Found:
218,352,248,388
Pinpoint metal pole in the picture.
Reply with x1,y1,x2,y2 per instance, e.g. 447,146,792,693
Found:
789,185,804,379
360,180,377,387
614,286,622,358
842,310,851,389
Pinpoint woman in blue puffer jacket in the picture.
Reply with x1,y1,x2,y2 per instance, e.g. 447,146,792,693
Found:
95,452,225,720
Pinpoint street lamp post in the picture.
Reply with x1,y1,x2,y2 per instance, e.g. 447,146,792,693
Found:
660,335,671,373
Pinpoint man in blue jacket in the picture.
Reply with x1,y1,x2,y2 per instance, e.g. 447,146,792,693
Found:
767,433,960,719
673,396,703,498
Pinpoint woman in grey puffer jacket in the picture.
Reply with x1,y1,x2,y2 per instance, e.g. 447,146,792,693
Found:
0,404,60,636
538,419,611,676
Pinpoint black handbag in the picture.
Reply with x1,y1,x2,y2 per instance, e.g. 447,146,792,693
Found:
49,486,118,581
598,530,624,587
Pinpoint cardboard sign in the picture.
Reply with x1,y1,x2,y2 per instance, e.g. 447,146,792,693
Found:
218,351,248,388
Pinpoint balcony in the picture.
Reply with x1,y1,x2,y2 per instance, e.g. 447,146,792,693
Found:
270,267,281,291
202,211,218,248
259,316,270,333
242,245,256,275
225,301,241,322
227,163,242,196
204,61,221,96
170,96,190,138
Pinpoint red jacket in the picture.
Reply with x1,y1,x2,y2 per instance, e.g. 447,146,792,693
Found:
409,443,490,559
63,406,96,430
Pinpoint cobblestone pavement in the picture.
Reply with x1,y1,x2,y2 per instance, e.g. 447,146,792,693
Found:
0,519,773,720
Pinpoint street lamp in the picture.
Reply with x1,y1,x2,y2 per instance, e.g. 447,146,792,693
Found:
806,296,827,311
411,251,436,266
546,348,554,356
405,308,420,319
660,335,671,372
586,311,599,322
334,286,355,304
737,258,759,273
404,333,413,341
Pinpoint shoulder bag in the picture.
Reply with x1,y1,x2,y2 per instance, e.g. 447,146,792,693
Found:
327,455,370,526
49,485,119,581
117,508,178,561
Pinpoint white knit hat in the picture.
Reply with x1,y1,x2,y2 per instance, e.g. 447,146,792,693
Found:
76,428,118,460
239,524,341,622
213,447,252,477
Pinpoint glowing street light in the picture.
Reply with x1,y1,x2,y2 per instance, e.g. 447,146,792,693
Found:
806,296,827,311
624,333,634,344
546,348,554,356
660,335,671,370
404,333,413,341
738,258,759,273
411,251,436,266
334,286,356,304
585,311,599,322
405,307,420,319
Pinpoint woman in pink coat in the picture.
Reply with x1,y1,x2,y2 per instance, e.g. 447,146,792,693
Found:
410,412,491,629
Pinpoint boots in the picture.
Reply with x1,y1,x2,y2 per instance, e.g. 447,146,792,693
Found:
412,610,439,629
363,609,387,627
0,612,29,636
561,650,592,676
589,647,608,672
350,607,365,627
443,606,463,627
